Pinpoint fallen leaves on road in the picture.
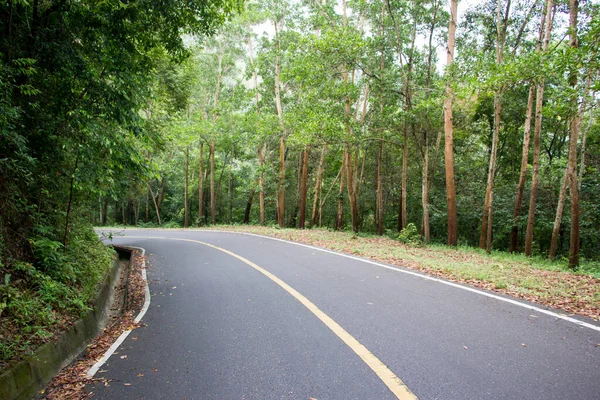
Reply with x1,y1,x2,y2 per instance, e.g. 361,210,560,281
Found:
42,249,148,399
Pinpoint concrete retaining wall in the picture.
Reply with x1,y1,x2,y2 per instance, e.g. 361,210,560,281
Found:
0,247,129,400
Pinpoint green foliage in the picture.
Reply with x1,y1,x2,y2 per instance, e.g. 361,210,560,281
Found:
397,223,423,246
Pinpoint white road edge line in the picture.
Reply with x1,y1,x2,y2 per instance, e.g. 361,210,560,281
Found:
212,231,600,333
87,246,151,378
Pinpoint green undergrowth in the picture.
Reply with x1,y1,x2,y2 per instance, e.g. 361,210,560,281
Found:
0,222,114,367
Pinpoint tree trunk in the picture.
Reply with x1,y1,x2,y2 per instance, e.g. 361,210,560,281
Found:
480,0,510,253
345,147,359,233
198,141,204,227
147,182,162,225
145,191,149,223
549,72,592,259
549,167,568,259
444,0,458,246
311,144,327,226
566,0,580,268
184,145,189,228
243,188,255,224
401,14,417,232
510,85,534,252
210,138,216,224
299,147,309,229
525,0,553,256
277,136,286,228
376,137,384,235
336,151,346,230
258,143,266,225
274,20,287,228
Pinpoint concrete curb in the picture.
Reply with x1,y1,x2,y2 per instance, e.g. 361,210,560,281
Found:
0,247,130,400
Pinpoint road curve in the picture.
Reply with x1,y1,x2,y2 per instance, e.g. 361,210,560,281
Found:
89,229,600,400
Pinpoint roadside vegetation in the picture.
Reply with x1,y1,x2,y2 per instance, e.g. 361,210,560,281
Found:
0,224,114,367
0,1,240,369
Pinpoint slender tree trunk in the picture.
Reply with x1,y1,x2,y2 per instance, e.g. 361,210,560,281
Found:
147,183,162,225
444,0,458,246
258,143,266,225
421,0,439,244
336,150,346,230
311,144,327,226
549,168,568,259
376,137,384,235
549,73,592,259
377,4,385,236
578,100,594,192
227,164,232,225
274,20,287,228
299,147,309,229
243,188,255,224
422,133,430,243
210,139,216,224
510,85,535,252
114,201,118,224
566,0,580,268
249,34,265,226
525,0,553,256
184,146,189,228
480,0,510,253
277,136,286,227
401,15,417,231
345,147,359,233
145,191,149,223
198,141,204,227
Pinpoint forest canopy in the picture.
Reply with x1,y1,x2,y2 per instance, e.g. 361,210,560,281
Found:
2,0,600,279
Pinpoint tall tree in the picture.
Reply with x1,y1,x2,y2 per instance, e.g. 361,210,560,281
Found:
444,0,459,246
525,0,553,256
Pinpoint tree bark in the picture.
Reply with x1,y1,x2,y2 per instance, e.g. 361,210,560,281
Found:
566,0,580,268
258,143,266,225
336,150,346,230
480,0,510,253
549,167,568,259
147,182,162,225
510,85,535,252
525,0,553,256
243,188,255,224
299,147,309,229
444,0,458,246
198,141,204,227
210,139,216,224
184,146,189,228
311,144,327,226
376,137,384,235
401,13,417,231
274,20,287,228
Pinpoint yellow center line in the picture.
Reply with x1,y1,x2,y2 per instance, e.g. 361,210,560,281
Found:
123,236,417,399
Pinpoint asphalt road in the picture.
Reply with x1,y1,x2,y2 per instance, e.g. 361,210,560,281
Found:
88,229,600,400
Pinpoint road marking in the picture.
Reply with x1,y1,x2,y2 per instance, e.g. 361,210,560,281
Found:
225,232,600,333
107,229,600,333
121,236,416,399
87,246,151,378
